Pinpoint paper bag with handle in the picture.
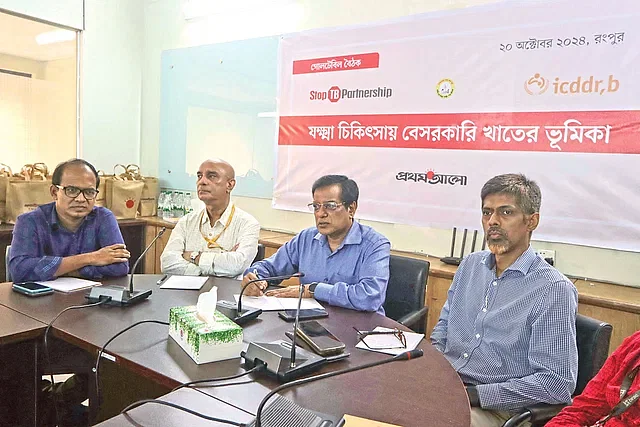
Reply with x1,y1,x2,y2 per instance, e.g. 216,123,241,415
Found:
105,164,144,219
120,164,159,217
0,163,13,224
5,163,52,224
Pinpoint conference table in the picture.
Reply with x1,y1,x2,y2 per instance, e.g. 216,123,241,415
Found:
0,305,46,426
0,276,470,426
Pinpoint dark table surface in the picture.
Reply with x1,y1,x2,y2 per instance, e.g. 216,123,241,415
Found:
0,276,470,427
0,304,46,345
93,388,254,427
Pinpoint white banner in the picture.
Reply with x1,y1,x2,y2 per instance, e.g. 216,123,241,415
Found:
275,0,640,251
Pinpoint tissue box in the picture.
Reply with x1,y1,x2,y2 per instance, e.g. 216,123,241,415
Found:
169,306,243,364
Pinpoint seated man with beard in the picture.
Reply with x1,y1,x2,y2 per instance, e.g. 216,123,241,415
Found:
430,173,578,427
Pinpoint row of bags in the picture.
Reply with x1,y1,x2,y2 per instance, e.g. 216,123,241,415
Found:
0,163,159,224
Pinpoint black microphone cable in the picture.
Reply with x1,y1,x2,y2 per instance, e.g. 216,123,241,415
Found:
254,349,424,427
43,297,113,427
171,362,266,392
93,319,170,409
120,399,248,426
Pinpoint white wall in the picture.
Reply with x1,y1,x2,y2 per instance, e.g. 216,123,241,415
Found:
81,0,144,173
0,0,84,29
139,0,640,289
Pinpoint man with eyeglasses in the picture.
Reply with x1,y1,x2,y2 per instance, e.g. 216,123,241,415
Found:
8,158,129,426
241,175,390,314
9,158,130,283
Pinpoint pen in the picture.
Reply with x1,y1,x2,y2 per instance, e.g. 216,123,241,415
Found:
157,275,168,285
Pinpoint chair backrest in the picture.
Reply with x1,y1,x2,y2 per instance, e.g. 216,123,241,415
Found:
252,243,265,265
383,255,429,332
575,313,613,395
5,245,11,282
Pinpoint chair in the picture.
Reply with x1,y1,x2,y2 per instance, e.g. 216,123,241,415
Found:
5,245,11,282
383,255,430,334
252,243,265,264
503,313,613,427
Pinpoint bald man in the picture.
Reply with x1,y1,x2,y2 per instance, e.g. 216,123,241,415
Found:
160,159,260,277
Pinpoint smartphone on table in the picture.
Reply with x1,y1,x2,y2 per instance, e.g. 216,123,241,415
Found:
278,308,329,322
12,282,54,297
295,320,345,356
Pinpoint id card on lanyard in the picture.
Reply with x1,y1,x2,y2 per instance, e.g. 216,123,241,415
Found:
590,366,640,426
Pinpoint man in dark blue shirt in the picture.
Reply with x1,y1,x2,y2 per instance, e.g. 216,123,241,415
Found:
8,158,130,427
9,159,130,283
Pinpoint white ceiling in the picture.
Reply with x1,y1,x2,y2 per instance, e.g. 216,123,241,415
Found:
0,11,76,61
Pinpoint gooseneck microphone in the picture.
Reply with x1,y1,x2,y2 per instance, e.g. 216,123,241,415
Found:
253,349,424,427
289,282,306,369
215,272,305,326
237,272,305,312
129,227,167,294
86,227,167,306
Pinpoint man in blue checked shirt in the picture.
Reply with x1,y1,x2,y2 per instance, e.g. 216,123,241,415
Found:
431,174,578,427
241,175,390,314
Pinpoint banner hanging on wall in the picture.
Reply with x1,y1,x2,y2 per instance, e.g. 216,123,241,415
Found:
274,0,640,251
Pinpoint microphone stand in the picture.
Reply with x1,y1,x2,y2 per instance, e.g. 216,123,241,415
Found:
289,282,306,369
216,273,305,326
86,227,166,306
254,349,424,427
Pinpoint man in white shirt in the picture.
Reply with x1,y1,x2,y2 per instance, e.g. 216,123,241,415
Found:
160,159,260,277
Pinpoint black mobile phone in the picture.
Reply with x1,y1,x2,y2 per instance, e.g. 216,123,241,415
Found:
295,320,345,356
278,308,329,322
12,282,54,297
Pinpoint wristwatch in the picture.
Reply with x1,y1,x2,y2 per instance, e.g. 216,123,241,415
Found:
190,251,200,264
307,282,318,296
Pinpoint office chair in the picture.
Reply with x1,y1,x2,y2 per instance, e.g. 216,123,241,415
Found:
383,255,430,334
502,313,613,427
253,243,266,264
5,245,11,282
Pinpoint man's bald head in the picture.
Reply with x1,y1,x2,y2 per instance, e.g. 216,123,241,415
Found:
196,159,236,208
200,159,235,180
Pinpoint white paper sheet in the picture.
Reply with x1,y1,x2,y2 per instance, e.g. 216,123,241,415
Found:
35,277,100,293
355,326,424,356
160,275,208,290
233,295,325,311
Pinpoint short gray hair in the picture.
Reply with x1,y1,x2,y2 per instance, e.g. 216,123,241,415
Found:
480,174,541,214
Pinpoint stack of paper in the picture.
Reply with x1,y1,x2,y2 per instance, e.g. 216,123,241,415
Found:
233,295,325,311
159,275,208,290
35,277,100,293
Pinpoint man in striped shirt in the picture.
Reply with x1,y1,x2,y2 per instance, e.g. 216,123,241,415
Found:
431,174,578,427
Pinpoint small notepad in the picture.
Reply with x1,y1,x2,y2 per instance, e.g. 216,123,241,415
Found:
35,277,100,293
160,276,208,290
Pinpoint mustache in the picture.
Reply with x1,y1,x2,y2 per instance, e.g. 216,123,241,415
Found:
487,227,505,237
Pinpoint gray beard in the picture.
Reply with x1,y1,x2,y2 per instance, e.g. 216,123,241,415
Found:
488,242,509,255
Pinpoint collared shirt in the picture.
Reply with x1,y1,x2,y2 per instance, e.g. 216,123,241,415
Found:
430,246,578,411
246,221,390,314
161,202,260,278
9,202,129,282
546,331,640,427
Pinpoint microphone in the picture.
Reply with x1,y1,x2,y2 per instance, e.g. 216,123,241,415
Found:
86,227,167,306
252,349,424,427
215,272,305,326
288,282,306,369
241,278,326,383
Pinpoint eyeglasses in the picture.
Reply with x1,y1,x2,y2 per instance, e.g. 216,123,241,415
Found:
307,201,347,212
353,327,407,350
55,185,99,200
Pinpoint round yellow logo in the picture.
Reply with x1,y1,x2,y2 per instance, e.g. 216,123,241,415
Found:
436,78,455,98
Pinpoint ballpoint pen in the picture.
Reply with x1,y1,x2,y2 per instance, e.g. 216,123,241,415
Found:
157,274,169,285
